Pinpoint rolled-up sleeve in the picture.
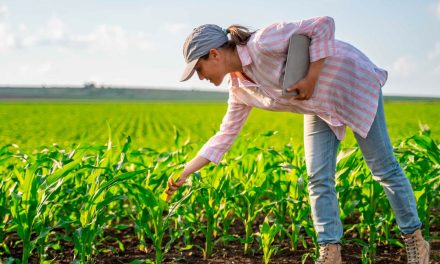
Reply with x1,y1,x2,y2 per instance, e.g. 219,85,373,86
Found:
197,95,252,165
257,16,336,62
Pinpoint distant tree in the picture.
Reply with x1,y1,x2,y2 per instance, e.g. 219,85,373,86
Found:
83,82,96,89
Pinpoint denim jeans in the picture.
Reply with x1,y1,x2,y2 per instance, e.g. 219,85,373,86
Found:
303,92,422,245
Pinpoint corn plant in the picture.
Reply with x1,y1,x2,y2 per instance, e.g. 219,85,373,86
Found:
279,144,312,251
192,168,231,259
0,121,439,263
73,137,146,263
396,127,440,240
257,214,281,264
124,130,195,263
258,148,290,234
228,151,272,255
127,182,193,264
9,147,83,264
0,144,17,256
359,171,381,263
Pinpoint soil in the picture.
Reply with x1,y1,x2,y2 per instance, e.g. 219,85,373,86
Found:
2,222,440,264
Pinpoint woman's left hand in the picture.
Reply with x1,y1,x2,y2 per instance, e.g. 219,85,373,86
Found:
286,77,315,100
287,58,326,101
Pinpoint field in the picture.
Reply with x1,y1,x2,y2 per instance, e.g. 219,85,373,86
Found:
1,101,439,151
0,101,439,263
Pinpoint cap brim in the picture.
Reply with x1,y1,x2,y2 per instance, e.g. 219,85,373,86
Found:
180,59,198,82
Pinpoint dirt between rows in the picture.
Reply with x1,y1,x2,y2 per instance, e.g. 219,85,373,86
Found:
3,223,440,263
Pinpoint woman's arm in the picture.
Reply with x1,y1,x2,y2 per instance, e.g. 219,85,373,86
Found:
256,17,335,100
166,93,252,201
259,16,336,62
287,58,326,100
197,98,252,164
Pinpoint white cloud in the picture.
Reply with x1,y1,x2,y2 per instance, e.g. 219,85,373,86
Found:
2,15,156,53
428,42,440,60
433,65,440,75
437,0,440,20
19,63,30,74
45,17,66,42
73,25,129,51
18,62,53,75
0,23,15,52
13,17,66,48
0,5,8,22
391,56,416,77
36,62,52,74
164,23,190,34
0,5,15,53
72,24,156,52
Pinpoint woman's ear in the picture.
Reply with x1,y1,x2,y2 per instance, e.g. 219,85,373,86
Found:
209,48,220,59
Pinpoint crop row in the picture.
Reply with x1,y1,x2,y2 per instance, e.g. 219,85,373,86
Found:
0,129,439,263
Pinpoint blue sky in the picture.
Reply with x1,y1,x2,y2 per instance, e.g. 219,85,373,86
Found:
1,0,439,96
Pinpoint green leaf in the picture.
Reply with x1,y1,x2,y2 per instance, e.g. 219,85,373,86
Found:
260,130,278,137
91,169,146,203
96,195,126,213
44,157,83,186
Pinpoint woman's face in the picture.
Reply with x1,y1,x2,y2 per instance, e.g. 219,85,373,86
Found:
194,49,227,86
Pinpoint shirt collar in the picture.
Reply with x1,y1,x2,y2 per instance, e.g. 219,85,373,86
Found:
228,72,259,88
236,45,253,67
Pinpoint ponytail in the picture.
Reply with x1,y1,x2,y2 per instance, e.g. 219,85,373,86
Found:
221,24,255,49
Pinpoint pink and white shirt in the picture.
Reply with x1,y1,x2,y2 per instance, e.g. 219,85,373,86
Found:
198,16,388,164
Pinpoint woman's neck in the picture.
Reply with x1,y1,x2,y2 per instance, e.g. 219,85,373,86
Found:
226,48,243,73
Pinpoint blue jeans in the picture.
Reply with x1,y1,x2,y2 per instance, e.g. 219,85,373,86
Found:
303,92,422,245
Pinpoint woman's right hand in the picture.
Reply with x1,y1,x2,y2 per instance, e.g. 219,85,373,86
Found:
164,155,210,202
165,173,189,202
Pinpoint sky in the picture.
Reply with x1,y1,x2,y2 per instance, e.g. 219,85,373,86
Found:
0,0,439,96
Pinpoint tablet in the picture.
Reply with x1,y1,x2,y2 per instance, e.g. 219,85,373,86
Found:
282,34,311,96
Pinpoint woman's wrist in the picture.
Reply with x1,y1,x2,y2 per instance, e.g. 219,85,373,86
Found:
306,58,326,86
183,155,210,176
181,168,191,178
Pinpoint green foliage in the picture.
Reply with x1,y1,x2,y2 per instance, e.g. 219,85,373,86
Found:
257,215,282,264
0,101,439,262
1,102,439,152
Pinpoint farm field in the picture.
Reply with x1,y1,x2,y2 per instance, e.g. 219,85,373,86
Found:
1,101,439,152
0,101,439,263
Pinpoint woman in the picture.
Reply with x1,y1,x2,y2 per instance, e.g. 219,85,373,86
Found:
166,16,430,264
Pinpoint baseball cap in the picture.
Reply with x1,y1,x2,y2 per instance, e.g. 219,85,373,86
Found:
180,24,228,82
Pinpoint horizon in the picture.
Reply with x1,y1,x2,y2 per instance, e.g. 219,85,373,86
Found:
1,84,440,99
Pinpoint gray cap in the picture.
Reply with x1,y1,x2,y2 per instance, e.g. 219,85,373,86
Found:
180,24,228,82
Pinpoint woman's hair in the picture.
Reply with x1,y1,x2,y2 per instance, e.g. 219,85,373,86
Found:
224,25,254,47
200,24,254,60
